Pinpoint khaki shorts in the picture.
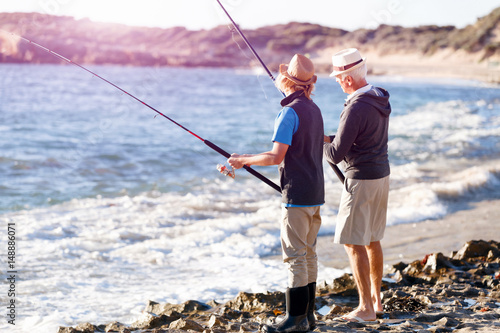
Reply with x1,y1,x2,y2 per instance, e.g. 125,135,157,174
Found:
334,176,389,246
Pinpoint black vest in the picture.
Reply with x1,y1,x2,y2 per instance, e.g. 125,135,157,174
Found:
279,91,325,206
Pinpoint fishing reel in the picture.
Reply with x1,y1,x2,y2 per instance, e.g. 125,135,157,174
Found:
217,164,235,179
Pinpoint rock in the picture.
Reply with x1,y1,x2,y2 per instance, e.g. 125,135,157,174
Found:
207,314,228,328
130,312,182,330
384,296,427,313
58,323,103,333
78,323,101,332
413,313,446,323
144,300,165,315
422,253,454,274
225,291,284,312
403,260,424,276
207,300,220,308
169,318,205,331
429,327,453,332
105,321,127,332
145,299,210,316
58,328,79,333
453,240,500,261
330,273,357,295
392,261,409,272
435,316,460,327
325,304,344,316
215,306,243,320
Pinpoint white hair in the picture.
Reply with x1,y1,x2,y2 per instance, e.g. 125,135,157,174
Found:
340,63,367,81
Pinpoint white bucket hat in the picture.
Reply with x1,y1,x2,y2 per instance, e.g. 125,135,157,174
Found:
329,48,366,77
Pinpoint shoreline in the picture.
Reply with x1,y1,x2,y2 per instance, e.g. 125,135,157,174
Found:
314,48,500,84
316,198,500,273
54,200,500,332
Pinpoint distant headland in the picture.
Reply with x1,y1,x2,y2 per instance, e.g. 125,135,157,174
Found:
1,7,499,82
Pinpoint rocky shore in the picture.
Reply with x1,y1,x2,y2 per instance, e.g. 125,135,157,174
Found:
58,239,500,333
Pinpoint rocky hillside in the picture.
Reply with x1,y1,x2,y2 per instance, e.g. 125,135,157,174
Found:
0,7,499,80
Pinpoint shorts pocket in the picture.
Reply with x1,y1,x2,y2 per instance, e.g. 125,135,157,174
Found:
344,178,359,195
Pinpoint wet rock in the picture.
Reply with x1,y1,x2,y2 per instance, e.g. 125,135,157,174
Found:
462,286,481,297
325,304,344,316
435,316,460,327
422,253,454,274
403,259,424,276
392,261,409,272
58,328,79,333
130,312,183,330
214,306,244,320
240,321,261,331
224,291,284,312
105,321,128,332
330,273,358,296
207,314,228,328
145,299,210,316
453,240,500,261
169,318,205,331
58,323,103,333
429,327,453,332
392,270,406,283
384,295,426,313
413,312,447,323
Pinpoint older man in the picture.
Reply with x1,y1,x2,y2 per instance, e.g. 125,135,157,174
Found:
323,48,391,324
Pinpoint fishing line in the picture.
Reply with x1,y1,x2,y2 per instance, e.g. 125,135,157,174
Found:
5,30,282,193
226,25,270,100
215,0,346,184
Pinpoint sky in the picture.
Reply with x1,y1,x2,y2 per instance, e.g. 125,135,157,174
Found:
0,0,499,31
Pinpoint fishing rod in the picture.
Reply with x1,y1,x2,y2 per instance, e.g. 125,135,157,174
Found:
215,0,346,184
7,31,282,193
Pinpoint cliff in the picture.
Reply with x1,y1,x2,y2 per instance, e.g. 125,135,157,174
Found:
1,7,499,82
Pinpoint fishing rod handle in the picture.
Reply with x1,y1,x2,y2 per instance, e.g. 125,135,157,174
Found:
332,164,345,184
204,140,282,193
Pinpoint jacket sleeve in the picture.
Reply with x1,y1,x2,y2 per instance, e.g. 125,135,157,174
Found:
323,105,361,165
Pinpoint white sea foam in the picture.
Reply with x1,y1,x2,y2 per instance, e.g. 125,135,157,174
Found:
430,165,500,198
389,98,500,161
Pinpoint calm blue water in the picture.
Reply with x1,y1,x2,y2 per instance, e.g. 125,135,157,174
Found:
1,64,500,331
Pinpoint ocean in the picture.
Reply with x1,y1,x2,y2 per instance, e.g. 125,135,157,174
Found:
1,63,500,332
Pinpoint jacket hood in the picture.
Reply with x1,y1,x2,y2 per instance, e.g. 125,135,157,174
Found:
349,87,391,117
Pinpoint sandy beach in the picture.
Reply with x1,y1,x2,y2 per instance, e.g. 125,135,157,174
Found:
316,198,500,272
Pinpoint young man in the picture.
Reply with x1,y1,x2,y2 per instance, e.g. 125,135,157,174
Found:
323,48,391,323
228,54,324,333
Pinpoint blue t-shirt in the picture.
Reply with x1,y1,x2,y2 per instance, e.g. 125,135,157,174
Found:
272,107,299,145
